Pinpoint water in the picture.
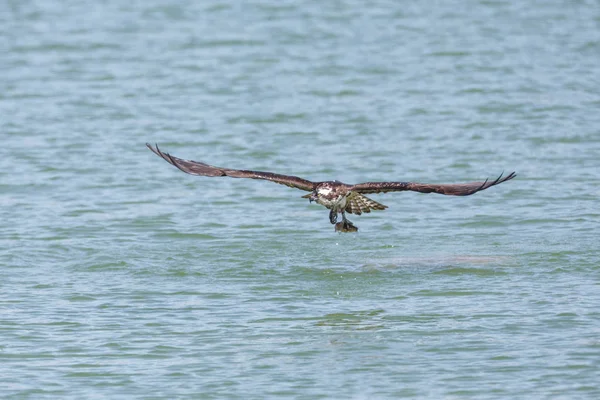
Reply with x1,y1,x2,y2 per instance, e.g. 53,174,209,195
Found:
2,0,600,398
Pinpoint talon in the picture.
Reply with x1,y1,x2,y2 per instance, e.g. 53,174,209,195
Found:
335,220,358,232
329,210,338,224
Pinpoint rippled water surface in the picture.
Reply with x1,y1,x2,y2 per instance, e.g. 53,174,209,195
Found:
2,1,600,398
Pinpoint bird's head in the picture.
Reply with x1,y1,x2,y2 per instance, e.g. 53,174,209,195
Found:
302,192,318,203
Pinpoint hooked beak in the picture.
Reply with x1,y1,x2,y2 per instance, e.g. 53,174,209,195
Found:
302,192,316,203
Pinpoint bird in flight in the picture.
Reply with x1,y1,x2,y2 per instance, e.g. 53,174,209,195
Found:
147,144,516,232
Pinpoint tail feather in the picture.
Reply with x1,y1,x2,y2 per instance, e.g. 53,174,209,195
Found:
345,192,387,215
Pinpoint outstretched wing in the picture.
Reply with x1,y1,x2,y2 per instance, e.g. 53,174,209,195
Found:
344,192,388,215
349,172,516,196
146,143,317,192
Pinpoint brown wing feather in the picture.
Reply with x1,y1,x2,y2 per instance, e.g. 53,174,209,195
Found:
345,192,387,215
146,143,317,192
350,172,516,196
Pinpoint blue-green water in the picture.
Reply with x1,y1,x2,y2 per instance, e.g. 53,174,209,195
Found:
2,1,600,398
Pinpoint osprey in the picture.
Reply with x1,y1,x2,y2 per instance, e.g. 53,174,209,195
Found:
147,144,516,232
